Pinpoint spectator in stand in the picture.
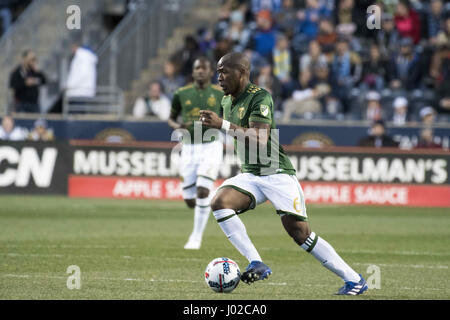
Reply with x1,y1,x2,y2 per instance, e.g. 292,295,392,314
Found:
0,115,27,141
312,62,338,118
436,14,450,48
365,91,383,122
9,50,47,113
273,0,298,38
254,63,282,111
282,68,329,122
435,44,450,115
394,0,421,44
388,37,422,90
416,128,442,149
215,2,233,40
65,42,98,100
294,0,332,47
133,82,171,120
197,27,216,57
420,106,436,127
250,9,277,60
377,13,401,58
316,18,338,53
225,10,251,52
271,33,293,97
424,0,444,44
172,35,202,80
358,120,399,148
27,118,54,142
159,60,185,100
392,96,410,125
300,39,328,73
424,0,445,44
360,43,389,91
377,0,397,15
334,0,359,37
335,0,373,38
430,14,450,80
330,36,362,113
251,0,282,16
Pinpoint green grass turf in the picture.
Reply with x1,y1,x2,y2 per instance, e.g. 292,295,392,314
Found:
0,196,449,300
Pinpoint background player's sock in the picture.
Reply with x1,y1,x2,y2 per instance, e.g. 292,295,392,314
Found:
190,197,211,241
301,232,360,283
214,209,262,263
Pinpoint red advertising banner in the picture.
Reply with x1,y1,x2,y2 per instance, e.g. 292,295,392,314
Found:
68,176,450,207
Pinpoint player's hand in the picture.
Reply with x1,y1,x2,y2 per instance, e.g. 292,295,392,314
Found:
199,110,222,129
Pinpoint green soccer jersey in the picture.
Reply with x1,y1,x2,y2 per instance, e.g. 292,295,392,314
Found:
171,83,224,144
222,83,296,176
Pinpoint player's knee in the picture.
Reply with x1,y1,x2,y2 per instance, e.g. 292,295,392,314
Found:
197,187,210,199
185,199,196,209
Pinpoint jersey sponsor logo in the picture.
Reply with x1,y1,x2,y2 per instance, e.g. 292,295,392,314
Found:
260,105,269,117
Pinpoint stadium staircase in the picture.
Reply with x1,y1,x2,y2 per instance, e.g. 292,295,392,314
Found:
0,0,220,117
123,0,220,114
0,0,117,115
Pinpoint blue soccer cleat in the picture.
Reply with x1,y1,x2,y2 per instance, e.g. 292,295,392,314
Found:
241,261,272,284
336,274,368,295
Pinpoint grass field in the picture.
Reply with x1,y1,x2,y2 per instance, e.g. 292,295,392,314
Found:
0,196,449,300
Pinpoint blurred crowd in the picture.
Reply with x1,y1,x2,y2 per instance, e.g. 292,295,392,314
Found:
142,0,450,125
0,115,54,141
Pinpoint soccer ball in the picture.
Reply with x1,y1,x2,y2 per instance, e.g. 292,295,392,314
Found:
204,257,241,293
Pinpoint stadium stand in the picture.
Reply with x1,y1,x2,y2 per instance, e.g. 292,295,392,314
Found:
0,0,448,145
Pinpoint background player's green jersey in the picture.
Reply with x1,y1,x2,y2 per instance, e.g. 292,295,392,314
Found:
171,83,224,144
222,83,296,176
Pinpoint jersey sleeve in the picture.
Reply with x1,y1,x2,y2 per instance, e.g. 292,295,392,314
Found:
248,91,273,125
170,90,182,119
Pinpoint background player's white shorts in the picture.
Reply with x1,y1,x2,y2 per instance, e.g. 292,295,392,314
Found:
180,141,223,199
219,173,308,221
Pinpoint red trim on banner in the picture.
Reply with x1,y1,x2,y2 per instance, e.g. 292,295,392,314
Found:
68,176,450,207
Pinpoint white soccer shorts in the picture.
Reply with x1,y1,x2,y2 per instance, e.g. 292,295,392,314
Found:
180,141,223,200
218,173,308,221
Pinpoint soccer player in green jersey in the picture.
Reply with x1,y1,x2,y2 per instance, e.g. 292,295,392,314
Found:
168,57,224,250
200,53,368,295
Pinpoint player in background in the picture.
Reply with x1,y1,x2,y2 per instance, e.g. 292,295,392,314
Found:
168,57,224,250
200,52,367,295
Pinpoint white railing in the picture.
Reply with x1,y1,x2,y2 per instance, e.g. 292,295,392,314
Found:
62,86,125,117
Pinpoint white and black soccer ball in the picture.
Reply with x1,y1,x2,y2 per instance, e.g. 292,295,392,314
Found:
204,257,241,293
